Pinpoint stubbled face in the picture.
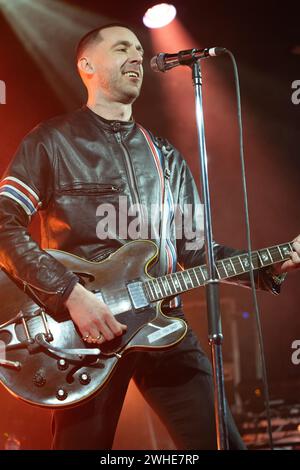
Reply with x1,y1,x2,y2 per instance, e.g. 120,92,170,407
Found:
85,26,144,104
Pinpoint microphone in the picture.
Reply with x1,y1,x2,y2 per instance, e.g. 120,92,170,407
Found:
150,47,227,72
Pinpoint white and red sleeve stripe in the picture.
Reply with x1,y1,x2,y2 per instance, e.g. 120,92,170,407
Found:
0,176,41,216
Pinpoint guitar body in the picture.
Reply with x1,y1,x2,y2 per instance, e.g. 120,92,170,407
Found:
0,236,291,409
0,240,187,409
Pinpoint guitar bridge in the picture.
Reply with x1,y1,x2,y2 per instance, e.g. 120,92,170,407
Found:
127,281,149,310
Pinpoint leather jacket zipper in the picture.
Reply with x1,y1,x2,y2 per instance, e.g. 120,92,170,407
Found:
115,132,145,228
59,185,121,195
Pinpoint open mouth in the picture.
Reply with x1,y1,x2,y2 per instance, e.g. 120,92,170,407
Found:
123,71,139,79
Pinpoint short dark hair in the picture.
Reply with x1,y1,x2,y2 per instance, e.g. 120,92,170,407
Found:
76,23,134,62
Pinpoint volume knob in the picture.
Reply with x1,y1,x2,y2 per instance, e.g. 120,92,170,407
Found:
56,388,68,401
33,369,46,387
79,372,91,385
57,359,68,371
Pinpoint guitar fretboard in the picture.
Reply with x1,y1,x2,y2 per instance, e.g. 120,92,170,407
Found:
143,242,293,302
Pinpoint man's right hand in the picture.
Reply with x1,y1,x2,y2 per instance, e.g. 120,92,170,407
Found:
65,283,127,344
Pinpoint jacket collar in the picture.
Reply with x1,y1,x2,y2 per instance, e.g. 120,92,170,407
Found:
82,105,135,133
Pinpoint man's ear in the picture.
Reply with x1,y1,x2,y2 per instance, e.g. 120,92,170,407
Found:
77,57,94,75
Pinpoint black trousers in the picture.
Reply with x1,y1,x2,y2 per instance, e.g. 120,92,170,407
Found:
52,326,246,450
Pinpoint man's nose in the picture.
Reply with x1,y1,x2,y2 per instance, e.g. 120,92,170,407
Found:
128,49,143,64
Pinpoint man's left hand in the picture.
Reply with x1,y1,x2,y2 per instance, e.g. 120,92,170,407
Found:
273,234,300,274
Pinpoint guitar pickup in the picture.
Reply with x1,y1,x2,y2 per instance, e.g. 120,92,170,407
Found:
127,281,149,310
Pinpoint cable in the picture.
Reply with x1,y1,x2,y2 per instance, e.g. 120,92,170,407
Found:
224,49,274,450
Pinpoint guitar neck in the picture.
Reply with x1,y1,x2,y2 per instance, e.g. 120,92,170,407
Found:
144,241,293,302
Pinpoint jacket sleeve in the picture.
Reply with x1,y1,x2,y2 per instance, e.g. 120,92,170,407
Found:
0,125,79,318
176,156,282,294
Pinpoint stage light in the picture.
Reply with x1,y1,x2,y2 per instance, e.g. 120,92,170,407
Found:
143,3,176,29
242,311,250,319
0,0,111,109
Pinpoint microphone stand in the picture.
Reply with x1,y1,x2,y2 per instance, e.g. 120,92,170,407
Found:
191,59,229,450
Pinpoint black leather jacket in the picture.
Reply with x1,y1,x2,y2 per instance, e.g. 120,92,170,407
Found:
0,106,278,318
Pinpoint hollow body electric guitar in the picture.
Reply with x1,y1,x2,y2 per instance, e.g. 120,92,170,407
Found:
0,239,292,409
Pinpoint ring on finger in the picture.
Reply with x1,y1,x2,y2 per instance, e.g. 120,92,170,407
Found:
90,334,103,343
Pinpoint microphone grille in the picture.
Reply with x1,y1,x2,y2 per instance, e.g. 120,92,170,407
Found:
150,53,166,72
150,56,159,72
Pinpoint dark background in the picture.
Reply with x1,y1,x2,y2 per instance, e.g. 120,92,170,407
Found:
0,0,299,449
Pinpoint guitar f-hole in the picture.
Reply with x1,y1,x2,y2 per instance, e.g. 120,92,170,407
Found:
74,272,95,285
